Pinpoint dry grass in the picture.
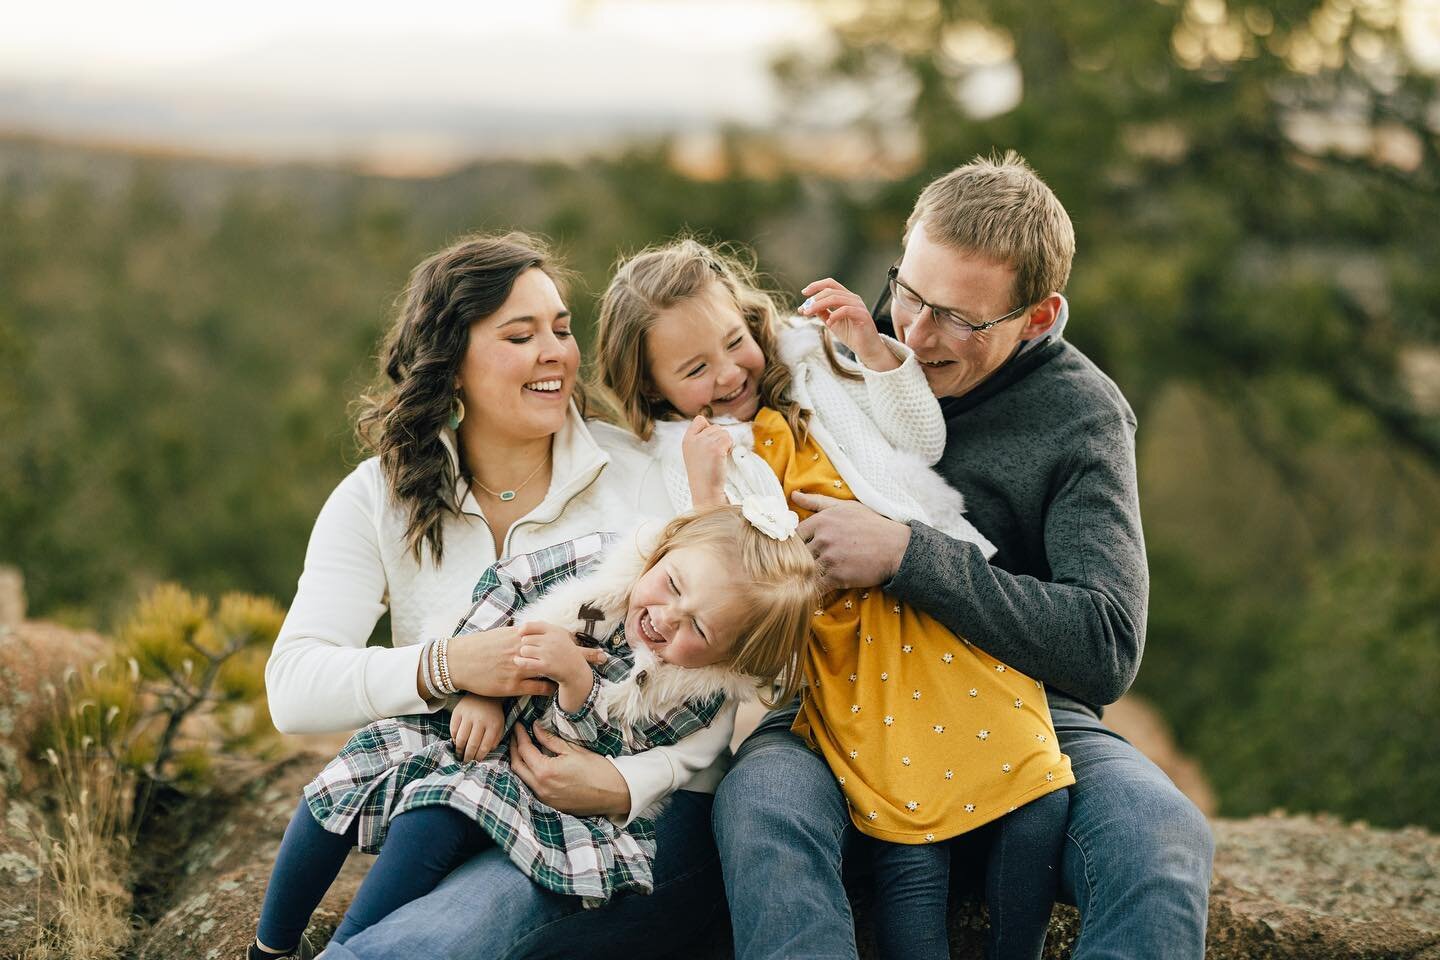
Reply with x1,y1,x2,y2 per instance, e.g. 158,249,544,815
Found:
23,690,136,960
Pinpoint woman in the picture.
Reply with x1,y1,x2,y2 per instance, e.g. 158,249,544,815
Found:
264,232,727,959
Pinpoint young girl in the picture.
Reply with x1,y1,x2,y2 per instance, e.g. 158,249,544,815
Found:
250,501,820,960
595,239,1075,960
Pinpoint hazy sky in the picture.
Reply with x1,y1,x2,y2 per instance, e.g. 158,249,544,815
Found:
1,2,820,113
3,0,1438,171
0,1,833,169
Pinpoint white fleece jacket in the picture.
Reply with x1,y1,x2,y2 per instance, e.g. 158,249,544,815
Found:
264,403,733,826
654,321,997,557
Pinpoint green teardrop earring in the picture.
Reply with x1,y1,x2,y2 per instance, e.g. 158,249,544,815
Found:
448,395,465,431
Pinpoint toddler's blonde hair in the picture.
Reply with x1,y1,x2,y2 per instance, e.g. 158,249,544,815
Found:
645,505,821,707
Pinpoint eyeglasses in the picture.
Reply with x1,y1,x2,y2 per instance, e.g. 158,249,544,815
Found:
886,266,1028,342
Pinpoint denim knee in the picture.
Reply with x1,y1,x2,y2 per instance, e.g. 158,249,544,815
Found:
713,732,844,849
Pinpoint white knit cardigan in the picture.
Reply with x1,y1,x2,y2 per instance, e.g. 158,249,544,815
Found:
652,320,997,558
265,404,733,826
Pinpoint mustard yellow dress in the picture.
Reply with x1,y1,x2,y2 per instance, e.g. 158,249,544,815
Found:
752,408,1074,844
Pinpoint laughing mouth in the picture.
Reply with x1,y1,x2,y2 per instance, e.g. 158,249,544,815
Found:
919,359,954,367
714,381,748,404
524,378,564,393
638,610,666,645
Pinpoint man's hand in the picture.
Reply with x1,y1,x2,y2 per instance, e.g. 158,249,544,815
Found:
510,724,632,819
799,278,897,372
682,415,733,508
513,621,595,713
449,693,505,763
793,491,911,589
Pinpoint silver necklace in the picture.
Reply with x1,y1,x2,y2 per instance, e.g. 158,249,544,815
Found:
470,454,549,503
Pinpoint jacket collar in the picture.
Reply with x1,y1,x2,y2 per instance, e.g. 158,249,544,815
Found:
440,402,609,520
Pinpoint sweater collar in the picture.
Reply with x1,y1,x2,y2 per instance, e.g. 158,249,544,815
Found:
441,402,609,519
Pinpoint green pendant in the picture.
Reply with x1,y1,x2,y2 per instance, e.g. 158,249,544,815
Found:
499,490,516,502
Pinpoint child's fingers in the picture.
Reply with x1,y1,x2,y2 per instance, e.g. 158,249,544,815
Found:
578,646,608,665
684,414,711,438
512,654,546,673
801,277,844,297
822,306,878,335
479,724,502,758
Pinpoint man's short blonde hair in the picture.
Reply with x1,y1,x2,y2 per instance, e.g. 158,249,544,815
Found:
905,150,1075,308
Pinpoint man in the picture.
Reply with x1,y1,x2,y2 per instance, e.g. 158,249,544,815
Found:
713,152,1214,958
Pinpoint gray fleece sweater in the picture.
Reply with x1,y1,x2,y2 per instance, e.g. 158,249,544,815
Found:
882,335,1148,717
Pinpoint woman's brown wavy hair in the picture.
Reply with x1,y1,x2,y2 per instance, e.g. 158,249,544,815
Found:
592,237,857,444
355,232,574,563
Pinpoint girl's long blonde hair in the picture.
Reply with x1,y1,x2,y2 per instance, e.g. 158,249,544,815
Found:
646,506,821,707
593,237,856,443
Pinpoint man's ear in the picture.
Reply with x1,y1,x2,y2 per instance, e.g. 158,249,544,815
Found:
1019,293,1064,341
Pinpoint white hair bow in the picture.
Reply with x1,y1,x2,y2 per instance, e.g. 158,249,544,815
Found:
724,446,800,541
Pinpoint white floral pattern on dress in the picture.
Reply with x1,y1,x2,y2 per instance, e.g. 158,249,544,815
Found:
901,756,911,766
883,715,895,726
977,729,990,740
942,653,954,664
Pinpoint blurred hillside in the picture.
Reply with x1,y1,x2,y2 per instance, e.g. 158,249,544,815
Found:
2,0,1438,837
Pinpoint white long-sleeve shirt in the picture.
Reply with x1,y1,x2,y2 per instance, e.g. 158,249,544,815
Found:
264,403,733,825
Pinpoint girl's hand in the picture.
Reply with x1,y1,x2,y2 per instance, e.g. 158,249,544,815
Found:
513,621,599,716
450,693,505,763
799,278,898,372
446,625,604,698
682,414,733,508
513,621,590,686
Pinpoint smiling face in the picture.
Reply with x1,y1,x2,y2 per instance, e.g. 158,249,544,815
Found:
643,281,769,422
892,222,1057,399
625,544,746,669
456,267,580,445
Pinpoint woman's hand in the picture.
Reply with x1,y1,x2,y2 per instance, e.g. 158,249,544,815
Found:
450,693,505,763
510,724,633,819
799,278,898,372
682,414,733,508
447,625,604,698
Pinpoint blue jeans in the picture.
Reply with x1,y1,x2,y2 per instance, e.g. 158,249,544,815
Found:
713,703,1214,960
319,790,724,960
868,787,1069,960
257,801,488,951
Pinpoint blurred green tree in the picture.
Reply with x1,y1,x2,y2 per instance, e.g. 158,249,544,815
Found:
775,0,1440,827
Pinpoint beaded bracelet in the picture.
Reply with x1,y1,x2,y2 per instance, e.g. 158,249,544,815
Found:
418,639,443,701
435,636,458,696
